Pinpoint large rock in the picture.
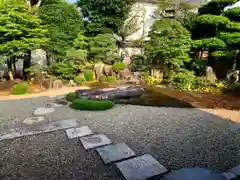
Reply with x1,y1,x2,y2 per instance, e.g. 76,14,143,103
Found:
103,64,114,76
94,63,104,80
31,49,47,69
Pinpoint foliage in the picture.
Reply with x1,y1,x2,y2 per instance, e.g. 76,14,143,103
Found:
131,54,149,71
192,38,227,50
192,15,231,39
83,70,94,81
65,92,77,102
11,83,29,95
70,99,115,111
219,32,240,48
142,72,163,85
76,0,133,35
39,2,82,58
112,62,126,72
0,1,48,58
88,34,117,64
74,76,85,85
190,58,208,76
105,76,117,83
146,19,191,69
198,0,237,15
224,7,240,21
48,62,78,80
99,74,107,82
171,69,209,91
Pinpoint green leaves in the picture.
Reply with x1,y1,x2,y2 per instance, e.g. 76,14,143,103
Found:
192,38,226,50
0,2,48,57
146,19,191,69
224,7,240,21
76,0,133,35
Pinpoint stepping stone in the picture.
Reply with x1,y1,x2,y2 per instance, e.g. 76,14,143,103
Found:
23,116,45,125
222,172,238,180
116,154,167,180
65,126,92,139
229,165,240,178
33,107,55,116
46,103,63,108
97,143,136,164
80,134,112,150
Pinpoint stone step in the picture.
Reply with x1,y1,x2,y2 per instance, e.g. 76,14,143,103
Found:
96,143,136,164
65,126,93,139
79,134,112,150
116,154,168,180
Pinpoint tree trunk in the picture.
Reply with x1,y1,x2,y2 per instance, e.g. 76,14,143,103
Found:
7,57,14,81
23,51,31,80
207,49,214,67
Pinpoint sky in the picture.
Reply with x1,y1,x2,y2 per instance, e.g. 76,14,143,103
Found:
68,0,77,2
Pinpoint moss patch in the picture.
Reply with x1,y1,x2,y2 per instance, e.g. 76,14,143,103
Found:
70,99,114,110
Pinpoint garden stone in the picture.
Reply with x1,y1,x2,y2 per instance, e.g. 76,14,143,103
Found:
52,79,63,89
80,134,112,150
33,107,55,116
65,126,92,139
97,143,136,164
116,154,168,180
23,116,45,125
229,165,240,178
161,168,227,180
54,98,69,105
222,172,237,180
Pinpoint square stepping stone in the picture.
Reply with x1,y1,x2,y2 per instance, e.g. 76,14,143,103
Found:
80,134,112,150
65,126,92,139
116,154,168,180
229,165,240,177
97,143,136,164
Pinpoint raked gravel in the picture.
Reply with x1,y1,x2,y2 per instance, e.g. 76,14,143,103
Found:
0,97,239,172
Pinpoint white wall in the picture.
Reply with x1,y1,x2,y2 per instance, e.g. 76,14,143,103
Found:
125,2,157,41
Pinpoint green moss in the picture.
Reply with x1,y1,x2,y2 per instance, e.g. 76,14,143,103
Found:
84,70,94,81
70,99,115,110
11,83,29,95
105,76,117,83
74,76,85,85
113,62,126,72
65,92,77,102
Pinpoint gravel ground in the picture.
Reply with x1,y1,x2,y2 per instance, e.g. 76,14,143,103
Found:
0,97,239,179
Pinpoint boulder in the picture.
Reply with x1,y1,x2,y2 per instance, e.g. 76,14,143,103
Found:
103,64,114,76
52,79,63,89
94,63,104,80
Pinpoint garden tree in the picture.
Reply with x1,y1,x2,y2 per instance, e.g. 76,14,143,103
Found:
192,38,226,66
223,7,240,21
39,0,83,60
198,0,237,15
145,19,191,70
0,0,48,79
191,14,231,39
76,0,133,36
88,34,118,64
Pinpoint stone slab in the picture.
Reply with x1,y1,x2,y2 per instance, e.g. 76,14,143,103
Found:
222,172,238,180
229,165,240,177
116,154,168,180
97,143,136,164
0,119,80,141
33,107,55,116
65,126,92,139
80,134,112,150
23,116,45,125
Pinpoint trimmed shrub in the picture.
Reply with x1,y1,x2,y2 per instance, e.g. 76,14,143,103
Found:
113,62,126,72
99,74,107,82
105,76,117,83
84,70,94,81
11,83,29,95
74,76,85,85
70,99,114,110
65,92,77,102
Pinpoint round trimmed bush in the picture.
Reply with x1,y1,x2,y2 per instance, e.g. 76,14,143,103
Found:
74,76,85,85
70,99,114,110
65,92,77,102
105,76,117,83
99,74,107,82
11,83,29,95
113,62,126,72
84,70,94,81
